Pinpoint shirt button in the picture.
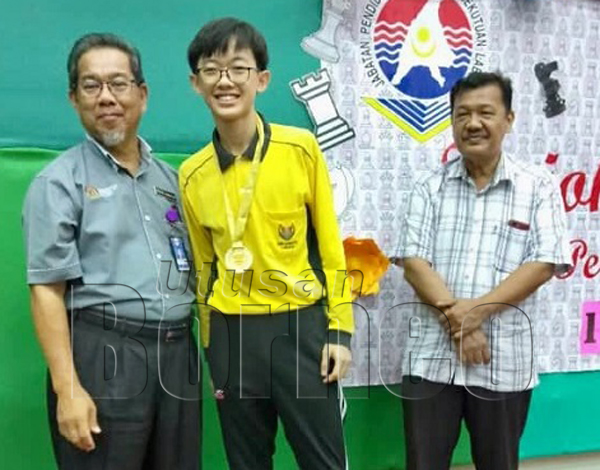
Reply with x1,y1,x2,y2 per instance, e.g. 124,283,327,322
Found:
156,253,162,259
165,294,170,299
145,215,151,221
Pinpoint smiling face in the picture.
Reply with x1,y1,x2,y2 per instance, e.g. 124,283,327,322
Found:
69,47,147,149
190,40,270,125
451,83,514,165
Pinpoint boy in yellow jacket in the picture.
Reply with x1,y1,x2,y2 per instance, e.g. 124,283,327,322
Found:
180,17,354,470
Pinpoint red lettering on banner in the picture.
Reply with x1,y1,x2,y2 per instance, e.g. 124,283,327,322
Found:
557,239,600,280
561,169,600,213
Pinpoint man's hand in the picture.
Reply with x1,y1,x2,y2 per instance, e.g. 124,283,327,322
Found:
437,298,490,338
456,329,491,365
56,385,101,452
321,343,352,384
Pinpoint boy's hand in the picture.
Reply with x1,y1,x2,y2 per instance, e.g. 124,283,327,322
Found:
321,344,352,383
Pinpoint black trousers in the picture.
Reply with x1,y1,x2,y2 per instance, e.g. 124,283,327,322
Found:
47,311,201,470
206,304,347,470
401,376,532,470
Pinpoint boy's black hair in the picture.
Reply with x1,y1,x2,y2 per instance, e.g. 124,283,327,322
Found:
450,71,513,113
187,17,269,72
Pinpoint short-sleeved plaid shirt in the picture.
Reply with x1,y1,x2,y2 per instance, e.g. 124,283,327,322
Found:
398,154,571,392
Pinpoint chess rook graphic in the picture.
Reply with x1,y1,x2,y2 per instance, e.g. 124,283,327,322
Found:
290,68,356,151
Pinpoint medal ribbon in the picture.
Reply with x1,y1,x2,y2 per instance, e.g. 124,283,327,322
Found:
221,114,266,246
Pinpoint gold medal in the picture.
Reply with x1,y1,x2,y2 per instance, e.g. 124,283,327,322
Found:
224,242,253,273
219,114,266,274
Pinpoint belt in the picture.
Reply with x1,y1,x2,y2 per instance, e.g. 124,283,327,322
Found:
75,309,191,343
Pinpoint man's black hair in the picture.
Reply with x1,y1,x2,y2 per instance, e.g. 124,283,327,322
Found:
450,71,513,113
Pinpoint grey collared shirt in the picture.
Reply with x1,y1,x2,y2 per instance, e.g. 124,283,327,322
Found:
23,137,196,321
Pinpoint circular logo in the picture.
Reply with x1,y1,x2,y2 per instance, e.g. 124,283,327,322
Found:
374,0,474,99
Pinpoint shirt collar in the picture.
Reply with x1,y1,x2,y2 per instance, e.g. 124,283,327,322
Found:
448,153,515,187
213,114,271,172
86,134,152,172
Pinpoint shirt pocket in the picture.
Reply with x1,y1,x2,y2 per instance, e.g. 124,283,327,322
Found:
263,207,308,265
494,226,531,274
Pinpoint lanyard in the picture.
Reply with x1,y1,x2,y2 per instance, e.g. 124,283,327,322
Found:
220,114,266,245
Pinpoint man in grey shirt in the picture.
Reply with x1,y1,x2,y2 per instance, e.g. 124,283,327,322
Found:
22,33,200,469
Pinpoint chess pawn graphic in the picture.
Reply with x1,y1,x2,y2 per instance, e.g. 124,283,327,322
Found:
504,35,520,73
378,147,394,170
567,81,581,117
360,193,378,231
489,52,501,72
489,30,502,52
379,189,394,212
572,2,586,39
549,115,564,136
343,106,355,130
575,211,587,235
553,29,568,57
538,37,552,63
584,100,594,118
490,10,502,30
523,32,536,55
344,63,357,85
587,23,600,59
518,136,530,157
519,110,531,134
568,355,578,371
553,276,566,302
583,119,593,138
341,86,355,106
538,323,549,356
520,96,531,116
533,118,546,154
359,128,373,149
590,214,600,232
361,152,375,170
570,43,584,77
360,106,373,128
540,11,554,35
581,144,593,173
584,63,597,99
551,306,566,337
341,149,355,168
301,0,349,63
342,211,357,232
550,340,565,371
521,66,533,95
586,279,596,300
506,7,521,31
564,121,579,155
397,132,411,150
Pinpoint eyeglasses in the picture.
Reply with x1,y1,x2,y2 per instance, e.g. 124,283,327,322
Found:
195,66,259,85
78,77,138,98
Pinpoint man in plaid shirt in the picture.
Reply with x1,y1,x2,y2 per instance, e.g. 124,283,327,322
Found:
398,71,571,470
